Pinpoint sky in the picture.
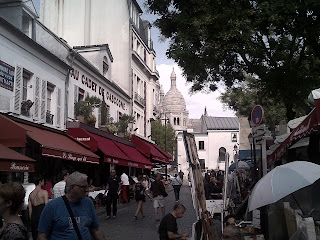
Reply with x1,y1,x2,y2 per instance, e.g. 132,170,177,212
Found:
33,0,235,119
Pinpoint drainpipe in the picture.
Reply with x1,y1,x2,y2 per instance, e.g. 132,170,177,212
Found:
65,50,75,129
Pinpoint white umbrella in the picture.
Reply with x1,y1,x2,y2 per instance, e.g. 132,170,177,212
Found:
229,161,251,171
248,161,320,212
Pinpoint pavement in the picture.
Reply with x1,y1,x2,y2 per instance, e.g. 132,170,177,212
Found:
98,183,197,240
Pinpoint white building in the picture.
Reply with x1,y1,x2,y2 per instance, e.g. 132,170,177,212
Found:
40,0,160,137
0,2,69,129
177,114,239,176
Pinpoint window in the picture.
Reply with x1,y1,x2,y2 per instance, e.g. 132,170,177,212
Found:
46,83,55,112
199,141,205,150
231,133,237,142
103,58,109,77
78,88,84,102
22,12,33,38
174,117,176,125
219,147,226,162
144,49,146,62
177,117,180,125
21,69,33,117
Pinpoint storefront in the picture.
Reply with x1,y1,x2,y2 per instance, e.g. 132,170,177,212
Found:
0,114,100,183
67,122,153,184
131,134,171,169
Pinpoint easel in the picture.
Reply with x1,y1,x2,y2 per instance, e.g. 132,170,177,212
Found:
183,132,218,240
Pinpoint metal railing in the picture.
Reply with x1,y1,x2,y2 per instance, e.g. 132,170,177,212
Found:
134,92,145,106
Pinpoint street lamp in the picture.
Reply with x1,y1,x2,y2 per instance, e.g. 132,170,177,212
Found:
248,133,257,182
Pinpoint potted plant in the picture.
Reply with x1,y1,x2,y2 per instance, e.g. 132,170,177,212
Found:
74,96,101,125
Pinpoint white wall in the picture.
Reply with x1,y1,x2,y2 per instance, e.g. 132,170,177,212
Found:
40,0,131,95
0,28,67,129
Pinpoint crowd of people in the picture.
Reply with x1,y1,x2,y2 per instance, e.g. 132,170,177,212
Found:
0,170,187,239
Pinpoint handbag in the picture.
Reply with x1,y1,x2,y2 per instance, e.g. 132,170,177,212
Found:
62,195,82,240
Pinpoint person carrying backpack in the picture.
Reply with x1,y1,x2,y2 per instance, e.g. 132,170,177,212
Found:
133,175,146,220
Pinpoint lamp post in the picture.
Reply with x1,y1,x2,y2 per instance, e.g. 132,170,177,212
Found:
248,133,257,182
233,144,238,172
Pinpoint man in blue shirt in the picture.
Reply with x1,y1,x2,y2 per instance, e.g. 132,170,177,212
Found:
38,171,105,240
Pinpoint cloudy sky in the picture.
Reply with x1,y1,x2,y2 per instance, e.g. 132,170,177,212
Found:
33,0,235,119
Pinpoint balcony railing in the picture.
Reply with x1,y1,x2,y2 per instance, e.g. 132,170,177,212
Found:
134,92,145,106
46,110,54,124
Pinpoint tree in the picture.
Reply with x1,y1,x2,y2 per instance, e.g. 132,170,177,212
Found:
146,0,320,120
74,96,101,125
151,120,176,155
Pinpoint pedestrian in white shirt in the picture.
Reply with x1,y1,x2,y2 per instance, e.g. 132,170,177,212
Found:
52,170,69,199
121,171,130,203
171,174,183,202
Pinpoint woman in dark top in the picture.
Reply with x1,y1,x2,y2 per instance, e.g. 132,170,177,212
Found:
28,175,48,240
0,182,28,240
133,175,146,220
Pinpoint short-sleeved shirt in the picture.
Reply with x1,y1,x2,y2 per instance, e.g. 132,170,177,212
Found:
107,176,121,194
158,213,178,240
38,197,99,240
151,180,165,197
53,181,66,198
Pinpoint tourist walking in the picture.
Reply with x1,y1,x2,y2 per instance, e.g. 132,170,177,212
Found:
133,175,146,219
28,175,48,240
0,182,28,240
105,169,121,219
178,170,184,181
158,203,189,240
52,170,69,198
150,173,166,221
171,174,183,202
38,171,106,240
120,171,130,203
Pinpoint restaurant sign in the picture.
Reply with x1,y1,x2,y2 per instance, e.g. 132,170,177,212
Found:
0,161,35,172
42,148,99,164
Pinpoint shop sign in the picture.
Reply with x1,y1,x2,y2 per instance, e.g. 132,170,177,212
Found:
70,68,126,110
144,165,152,170
42,148,99,164
0,60,14,91
128,162,139,168
0,161,34,172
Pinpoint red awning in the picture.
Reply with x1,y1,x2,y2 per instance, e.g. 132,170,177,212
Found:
0,144,35,172
268,108,319,165
67,128,152,169
131,135,169,163
18,123,99,164
0,115,26,147
113,141,153,169
153,144,172,161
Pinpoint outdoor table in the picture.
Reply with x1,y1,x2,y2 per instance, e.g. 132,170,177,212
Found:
88,190,105,199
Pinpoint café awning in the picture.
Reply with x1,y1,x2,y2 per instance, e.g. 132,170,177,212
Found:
0,144,35,172
131,135,170,163
0,114,99,164
67,128,152,169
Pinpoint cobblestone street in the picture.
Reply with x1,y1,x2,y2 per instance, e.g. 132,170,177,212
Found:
98,184,197,240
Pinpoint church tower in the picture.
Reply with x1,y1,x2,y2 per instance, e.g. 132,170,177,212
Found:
159,68,189,132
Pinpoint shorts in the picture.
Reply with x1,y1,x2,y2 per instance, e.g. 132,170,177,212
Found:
153,195,165,208
135,194,146,202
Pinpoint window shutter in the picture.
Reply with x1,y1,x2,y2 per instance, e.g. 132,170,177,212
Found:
13,65,23,114
33,76,40,120
40,80,47,122
56,87,61,127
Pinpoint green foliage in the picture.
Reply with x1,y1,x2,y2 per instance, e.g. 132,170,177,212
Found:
146,0,320,120
151,120,176,155
117,114,135,139
74,96,101,123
